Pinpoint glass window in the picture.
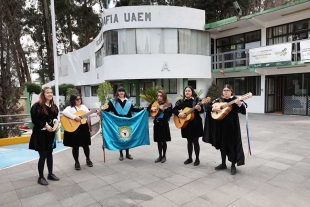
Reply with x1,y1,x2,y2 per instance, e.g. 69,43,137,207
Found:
91,86,98,96
164,29,178,54
95,46,103,68
136,29,151,54
159,79,177,94
216,76,261,96
83,59,90,72
84,86,91,97
118,29,136,54
130,83,136,97
178,29,191,54
188,80,196,89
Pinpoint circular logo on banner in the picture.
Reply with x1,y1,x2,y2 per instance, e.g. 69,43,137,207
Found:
118,126,132,139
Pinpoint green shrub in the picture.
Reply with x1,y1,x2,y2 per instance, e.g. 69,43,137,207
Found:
23,82,41,94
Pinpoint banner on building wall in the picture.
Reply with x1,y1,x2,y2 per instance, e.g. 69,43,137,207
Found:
300,40,310,63
249,43,292,68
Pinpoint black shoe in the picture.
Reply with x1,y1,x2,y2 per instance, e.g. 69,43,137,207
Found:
215,164,227,170
194,159,200,166
231,165,237,175
119,155,124,161
161,156,166,163
155,156,162,163
38,177,48,185
184,158,193,165
86,159,93,167
47,174,59,181
126,154,133,160
75,162,81,170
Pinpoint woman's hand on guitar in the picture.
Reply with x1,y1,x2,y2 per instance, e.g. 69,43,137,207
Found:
151,107,157,112
178,113,186,118
235,99,242,106
195,105,201,111
212,106,222,112
74,116,81,122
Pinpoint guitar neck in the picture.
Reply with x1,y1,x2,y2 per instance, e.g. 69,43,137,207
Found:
185,101,201,115
221,96,249,109
80,109,97,118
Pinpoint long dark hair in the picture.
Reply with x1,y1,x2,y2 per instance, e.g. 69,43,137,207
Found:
114,87,129,102
183,86,197,99
223,84,237,98
36,87,57,115
69,94,83,107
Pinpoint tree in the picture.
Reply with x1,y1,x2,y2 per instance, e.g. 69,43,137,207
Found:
23,82,41,94
97,82,113,104
206,80,222,101
139,86,163,103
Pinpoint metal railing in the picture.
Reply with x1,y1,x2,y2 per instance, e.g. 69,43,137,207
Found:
211,40,307,70
0,114,31,126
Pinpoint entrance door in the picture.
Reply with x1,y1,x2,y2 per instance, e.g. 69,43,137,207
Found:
265,77,275,112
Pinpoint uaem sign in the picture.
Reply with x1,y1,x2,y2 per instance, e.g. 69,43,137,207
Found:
300,40,310,63
249,43,292,68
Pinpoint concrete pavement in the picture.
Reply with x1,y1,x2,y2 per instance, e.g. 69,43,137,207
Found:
0,113,310,207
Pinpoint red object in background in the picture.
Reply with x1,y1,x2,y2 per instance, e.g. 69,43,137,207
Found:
19,125,30,129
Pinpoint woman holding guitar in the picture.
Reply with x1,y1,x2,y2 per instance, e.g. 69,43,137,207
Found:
63,94,94,170
203,84,246,175
147,90,172,163
104,87,143,161
172,86,204,166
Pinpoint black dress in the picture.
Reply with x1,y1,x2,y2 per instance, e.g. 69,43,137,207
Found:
147,102,172,142
29,103,58,151
203,97,246,166
172,97,204,138
63,107,91,147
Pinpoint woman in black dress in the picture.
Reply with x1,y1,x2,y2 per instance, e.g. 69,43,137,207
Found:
29,87,60,185
63,94,94,170
104,87,143,161
147,90,172,163
203,84,246,175
172,86,204,166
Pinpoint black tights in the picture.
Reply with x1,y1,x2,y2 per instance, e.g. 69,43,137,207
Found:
120,149,130,156
72,146,90,163
220,145,236,166
38,150,53,178
157,141,167,157
186,137,200,160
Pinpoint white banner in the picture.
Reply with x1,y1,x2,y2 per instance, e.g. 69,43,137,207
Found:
300,40,310,62
249,43,292,67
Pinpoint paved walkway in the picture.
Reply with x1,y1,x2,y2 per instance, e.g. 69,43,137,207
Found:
0,114,310,207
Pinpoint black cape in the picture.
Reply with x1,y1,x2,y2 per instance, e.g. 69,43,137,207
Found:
203,97,246,166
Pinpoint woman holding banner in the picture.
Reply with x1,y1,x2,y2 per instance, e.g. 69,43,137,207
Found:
147,90,172,163
104,87,143,161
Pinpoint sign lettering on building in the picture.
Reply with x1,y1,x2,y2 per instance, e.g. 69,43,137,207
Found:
103,12,151,26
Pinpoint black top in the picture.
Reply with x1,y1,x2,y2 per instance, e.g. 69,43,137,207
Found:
172,97,204,138
31,103,58,131
105,98,143,117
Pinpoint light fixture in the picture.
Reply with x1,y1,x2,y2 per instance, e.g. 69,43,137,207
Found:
281,7,310,17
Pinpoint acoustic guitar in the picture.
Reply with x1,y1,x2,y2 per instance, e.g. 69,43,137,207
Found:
174,97,211,129
150,102,172,117
211,92,252,120
61,104,108,132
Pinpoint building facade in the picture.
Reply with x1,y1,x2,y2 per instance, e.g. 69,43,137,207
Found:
207,0,310,115
45,6,211,108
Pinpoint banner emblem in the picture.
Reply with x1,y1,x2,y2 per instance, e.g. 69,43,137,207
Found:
119,126,131,139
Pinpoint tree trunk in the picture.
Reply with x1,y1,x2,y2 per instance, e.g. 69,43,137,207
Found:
42,0,54,81
4,1,31,82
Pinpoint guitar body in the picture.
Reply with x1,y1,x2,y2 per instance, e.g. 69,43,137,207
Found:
150,102,160,117
61,110,88,132
211,103,232,120
174,107,195,129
